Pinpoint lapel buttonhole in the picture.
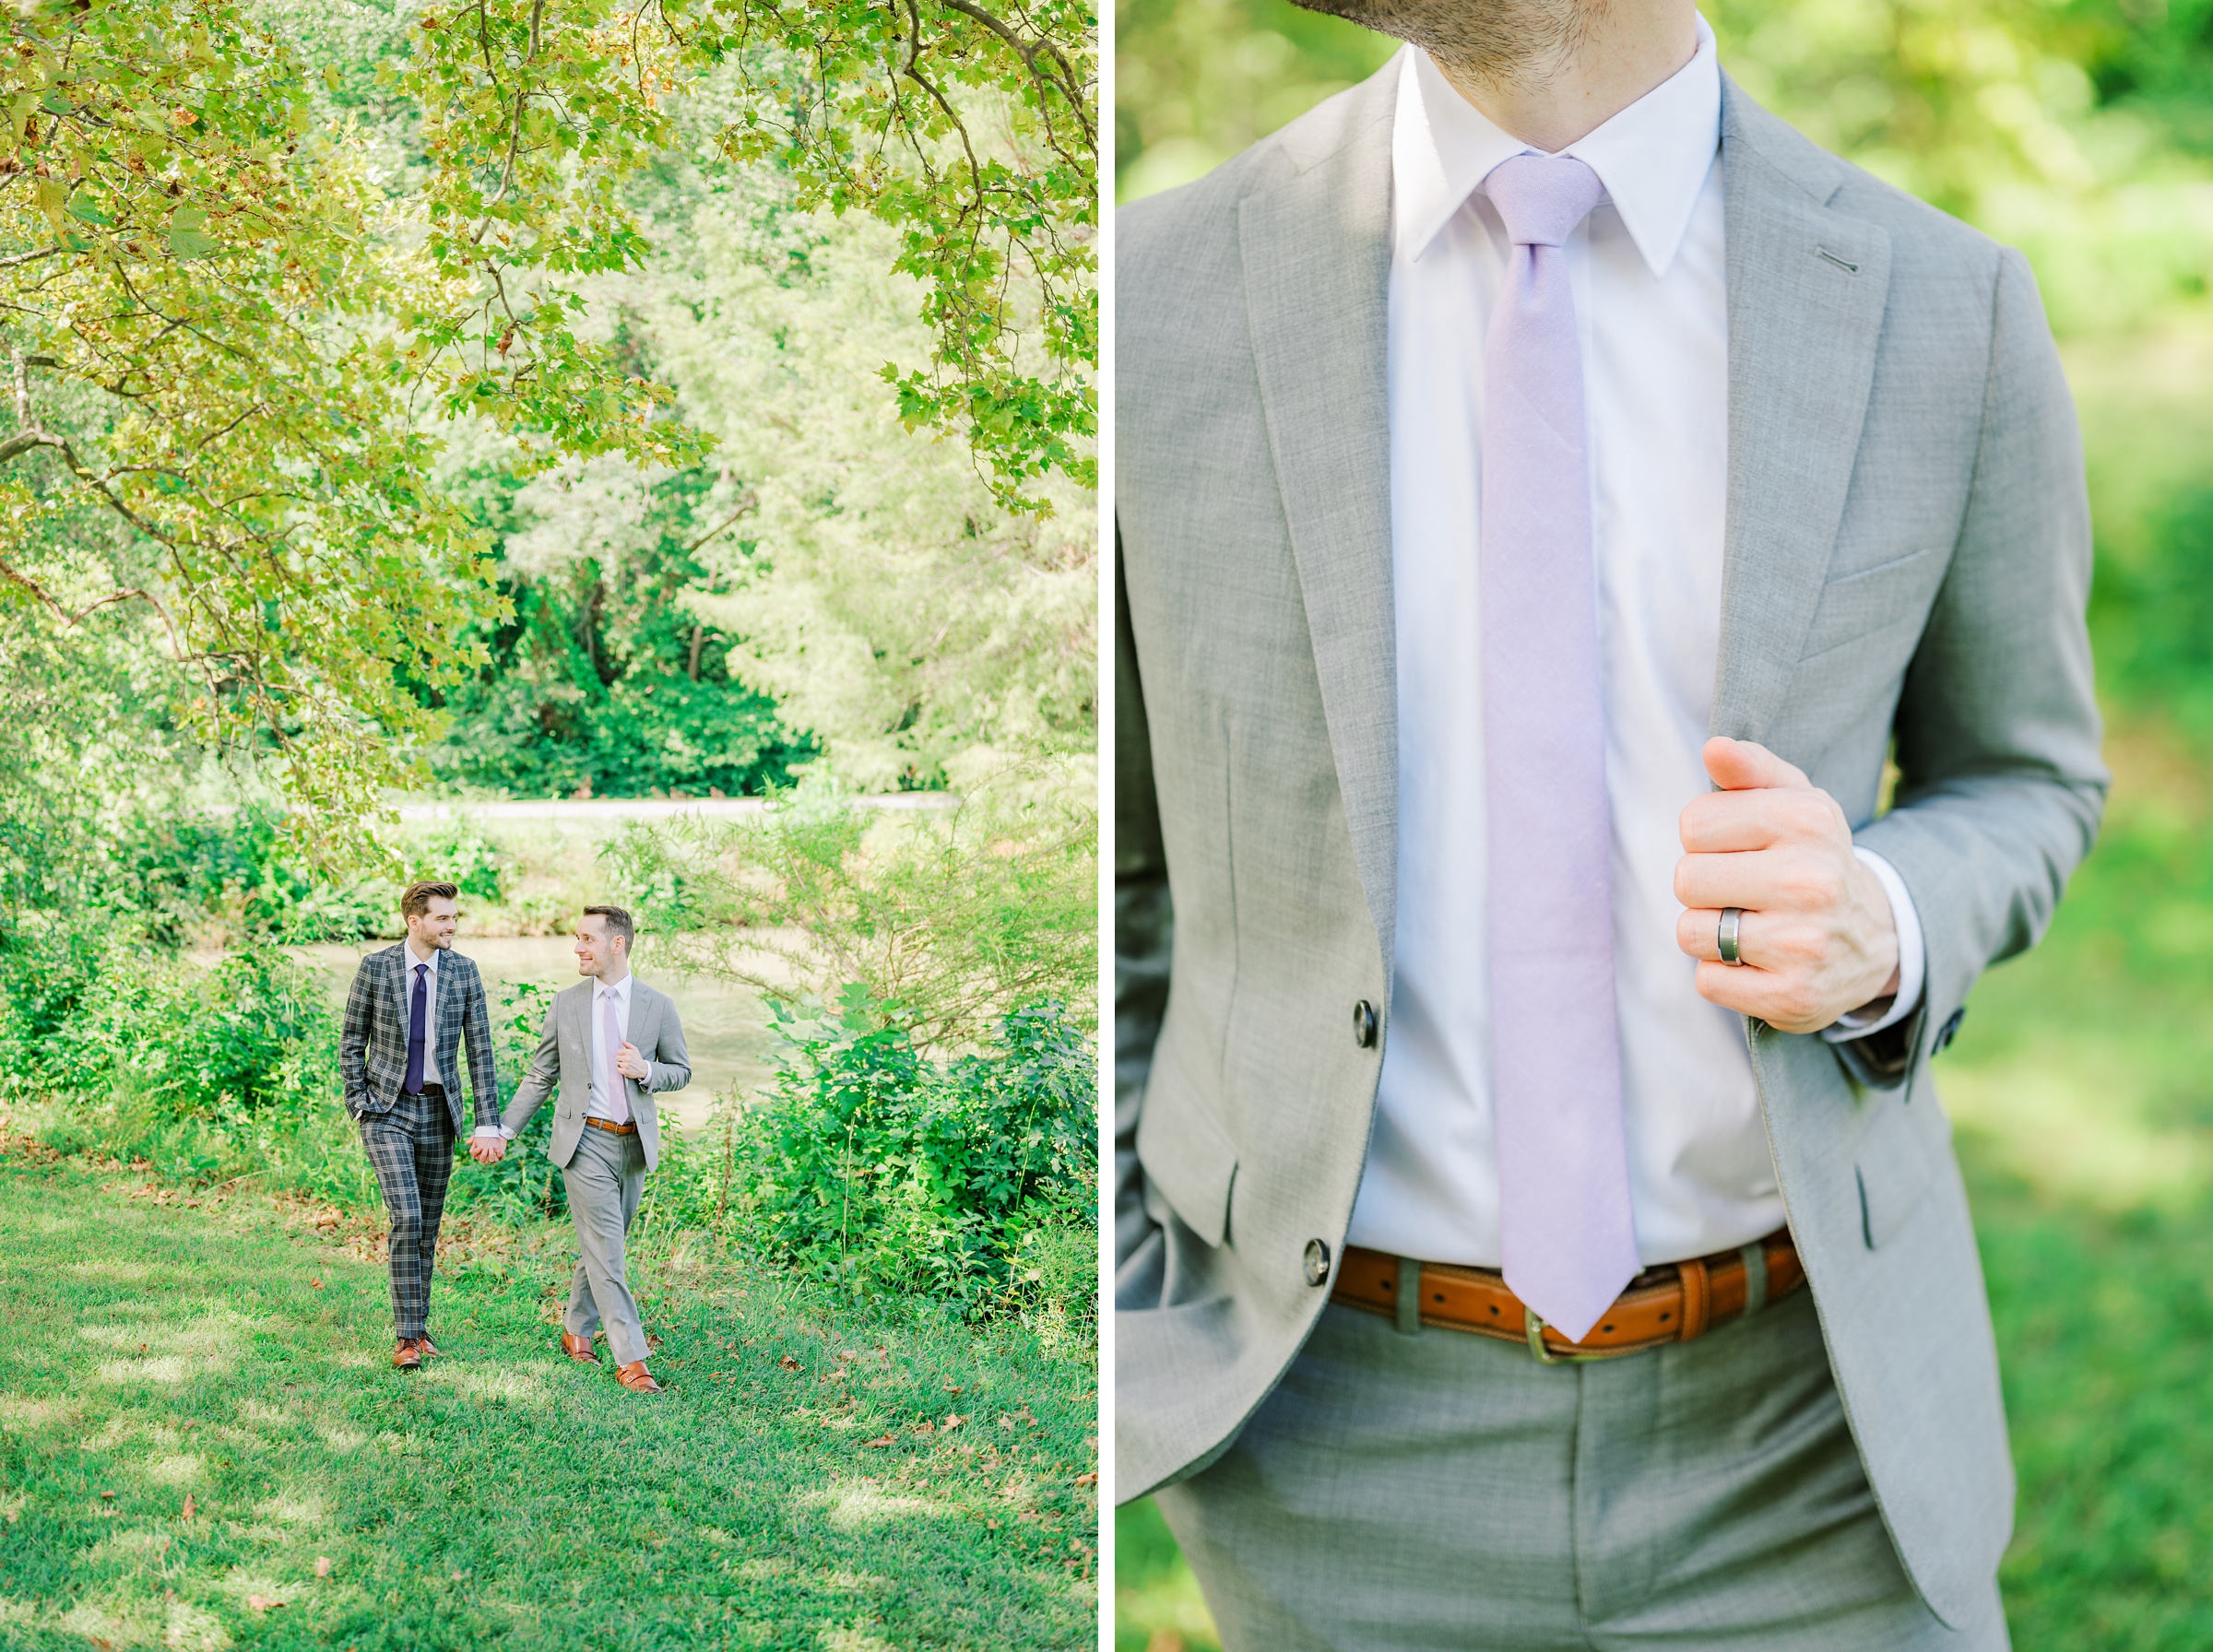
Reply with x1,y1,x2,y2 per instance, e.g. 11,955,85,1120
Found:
1816,246,1861,275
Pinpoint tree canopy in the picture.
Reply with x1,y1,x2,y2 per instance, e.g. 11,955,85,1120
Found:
0,0,1095,860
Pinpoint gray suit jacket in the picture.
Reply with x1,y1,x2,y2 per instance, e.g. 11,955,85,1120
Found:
499,976,691,1172
339,944,500,1133
1115,61,2106,1631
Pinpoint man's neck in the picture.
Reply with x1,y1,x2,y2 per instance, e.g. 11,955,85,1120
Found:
405,936,437,965
596,963,631,989
1433,0,1698,152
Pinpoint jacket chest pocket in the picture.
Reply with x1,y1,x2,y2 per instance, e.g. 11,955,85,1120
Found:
1799,546,1945,663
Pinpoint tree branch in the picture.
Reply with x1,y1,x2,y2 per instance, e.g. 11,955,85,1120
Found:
935,0,1095,151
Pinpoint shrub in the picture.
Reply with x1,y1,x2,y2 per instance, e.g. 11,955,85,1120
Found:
604,775,1096,1053
0,910,120,1099
89,949,339,1121
721,988,1096,1319
407,814,505,903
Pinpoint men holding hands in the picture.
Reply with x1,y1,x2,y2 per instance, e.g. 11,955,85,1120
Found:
347,890,690,1394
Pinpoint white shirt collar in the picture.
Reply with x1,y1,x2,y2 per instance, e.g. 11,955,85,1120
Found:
1391,11,1721,277
598,974,632,1002
404,940,439,973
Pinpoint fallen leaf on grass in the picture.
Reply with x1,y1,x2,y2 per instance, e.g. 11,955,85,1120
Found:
100,1491,115,1501
861,1434,896,1448
941,1414,964,1431
182,1493,195,1520
778,1355,800,1371
248,1595,283,1611
311,1278,325,1291
944,1382,963,1393
314,1556,333,1577
1073,1471,1098,1486
913,1422,935,1436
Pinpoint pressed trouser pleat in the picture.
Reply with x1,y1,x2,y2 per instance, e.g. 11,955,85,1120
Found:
561,1126,649,1366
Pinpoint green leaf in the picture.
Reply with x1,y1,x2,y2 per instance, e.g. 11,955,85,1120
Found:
168,203,217,259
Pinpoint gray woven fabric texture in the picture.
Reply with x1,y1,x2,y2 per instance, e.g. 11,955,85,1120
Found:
561,1123,651,1366
1158,1292,2008,1651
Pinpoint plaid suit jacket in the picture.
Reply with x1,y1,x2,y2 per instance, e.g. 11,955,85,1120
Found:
339,944,501,1131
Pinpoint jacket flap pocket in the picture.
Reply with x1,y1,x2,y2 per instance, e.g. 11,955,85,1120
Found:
1135,1091,1239,1249
1854,1092,1936,1250
1801,546,1940,661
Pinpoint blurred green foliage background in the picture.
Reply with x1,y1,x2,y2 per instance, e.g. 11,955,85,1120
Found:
1118,1,2213,1646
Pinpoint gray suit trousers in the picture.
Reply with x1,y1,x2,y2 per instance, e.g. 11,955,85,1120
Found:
562,1124,650,1366
1158,1289,2009,1651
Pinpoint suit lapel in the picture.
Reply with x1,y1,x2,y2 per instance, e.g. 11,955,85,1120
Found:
435,957,464,1046
626,985,656,1081
1710,76,1893,749
383,945,410,1037
1238,73,1401,958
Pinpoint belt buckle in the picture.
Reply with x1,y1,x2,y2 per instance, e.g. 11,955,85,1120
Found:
1524,1308,1625,1364
1525,1309,1565,1364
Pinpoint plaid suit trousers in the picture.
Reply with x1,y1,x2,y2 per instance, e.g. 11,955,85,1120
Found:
360,1086,457,1339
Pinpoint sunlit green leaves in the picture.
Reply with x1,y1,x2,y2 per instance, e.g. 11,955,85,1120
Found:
714,0,1097,513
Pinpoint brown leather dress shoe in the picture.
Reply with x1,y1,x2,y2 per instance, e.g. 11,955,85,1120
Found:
616,1361,663,1395
559,1332,601,1366
416,1336,442,1359
392,1339,422,1371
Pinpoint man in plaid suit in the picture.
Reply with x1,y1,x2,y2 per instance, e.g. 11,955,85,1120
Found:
340,879,501,1369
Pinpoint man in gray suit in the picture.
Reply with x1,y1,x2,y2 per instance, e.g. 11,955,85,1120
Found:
1117,0,2104,1643
340,880,502,1370
472,904,690,1395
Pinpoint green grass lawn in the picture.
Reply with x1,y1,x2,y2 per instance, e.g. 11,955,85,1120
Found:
1114,731,2213,1651
0,1138,1096,1651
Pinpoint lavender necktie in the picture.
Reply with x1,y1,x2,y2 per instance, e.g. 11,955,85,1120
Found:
404,963,428,1095
601,988,630,1125
1480,154,1639,1343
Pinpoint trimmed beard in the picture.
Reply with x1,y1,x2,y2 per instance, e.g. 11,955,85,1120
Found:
1284,0,1607,91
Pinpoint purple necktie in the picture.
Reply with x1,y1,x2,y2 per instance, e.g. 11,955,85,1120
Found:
404,963,428,1094
601,988,630,1124
1480,154,1639,1343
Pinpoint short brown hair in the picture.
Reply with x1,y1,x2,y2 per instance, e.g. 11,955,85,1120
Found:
582,904,634,948
400,880,458,918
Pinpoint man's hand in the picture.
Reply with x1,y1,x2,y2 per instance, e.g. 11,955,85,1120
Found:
616,1042,650,1081
1674,737,1900,1035
469,1136,506,1165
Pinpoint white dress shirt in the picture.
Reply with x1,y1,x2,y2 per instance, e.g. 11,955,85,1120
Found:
586,973,635,1123
401,939,443,1089
1344,20,1925,1269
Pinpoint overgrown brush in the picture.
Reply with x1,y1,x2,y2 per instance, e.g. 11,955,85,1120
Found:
681,988,1095,1333
604,775,1096,1053
0,904,1095,1343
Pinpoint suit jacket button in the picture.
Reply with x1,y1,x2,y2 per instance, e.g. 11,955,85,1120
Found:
1304,1238,1331,1287
1352,1000,1379,1049
1935,1007,1966,1053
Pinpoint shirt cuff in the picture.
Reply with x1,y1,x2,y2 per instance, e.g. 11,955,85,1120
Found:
470,1125,513,1139
1823,847,1925,1043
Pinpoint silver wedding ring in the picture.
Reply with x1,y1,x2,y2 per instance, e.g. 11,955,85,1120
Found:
1718,907,1745,966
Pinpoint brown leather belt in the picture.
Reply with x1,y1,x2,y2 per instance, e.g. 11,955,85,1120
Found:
1332,1228,1804,1363
583,1117,637,1136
